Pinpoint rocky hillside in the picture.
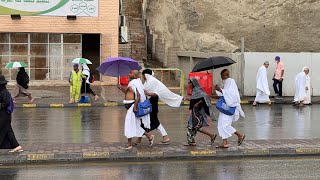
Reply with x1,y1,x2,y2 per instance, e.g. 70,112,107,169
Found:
146,0,320,54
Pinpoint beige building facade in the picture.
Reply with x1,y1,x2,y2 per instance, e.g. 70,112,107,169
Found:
0,1,119,85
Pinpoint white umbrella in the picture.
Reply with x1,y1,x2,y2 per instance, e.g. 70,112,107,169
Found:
5,61,28,69
72,58,92,64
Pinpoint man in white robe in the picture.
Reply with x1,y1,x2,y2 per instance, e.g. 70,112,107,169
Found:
253,61,271,106
214,69,245,148
140,69,183,144
294,67,309,107
304,72,311,105
117,70,154,149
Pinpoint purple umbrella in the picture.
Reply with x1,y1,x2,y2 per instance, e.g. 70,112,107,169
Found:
96,57,142,77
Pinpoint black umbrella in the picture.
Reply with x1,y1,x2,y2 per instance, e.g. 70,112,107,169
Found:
192,56,236,72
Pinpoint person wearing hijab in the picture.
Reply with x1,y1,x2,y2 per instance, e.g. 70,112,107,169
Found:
294,67,309,107
13,67,33,103
0,75,23,153
137,69,183,145
81,64,99,101
214,69,245,148
185,78,217,146
253,61,271,106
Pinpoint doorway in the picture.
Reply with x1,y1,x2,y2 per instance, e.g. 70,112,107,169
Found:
82,34,101,80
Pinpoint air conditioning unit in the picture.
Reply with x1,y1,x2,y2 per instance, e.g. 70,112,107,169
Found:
120,26,128,43
119,15,126,27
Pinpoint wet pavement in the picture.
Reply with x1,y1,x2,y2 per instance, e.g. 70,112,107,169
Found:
11,105,320,144
0,104,318,165
0,157,320,179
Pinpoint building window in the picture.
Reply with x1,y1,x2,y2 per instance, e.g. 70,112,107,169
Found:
0,33,82,81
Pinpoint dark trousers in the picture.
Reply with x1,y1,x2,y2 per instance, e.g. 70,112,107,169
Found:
81,82,96,96
273,79,283,97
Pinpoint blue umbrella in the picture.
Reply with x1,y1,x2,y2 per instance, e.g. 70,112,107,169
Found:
97,57,142,77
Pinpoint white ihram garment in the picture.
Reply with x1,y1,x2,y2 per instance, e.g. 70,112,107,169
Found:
294,71,307,102
217,78,245,139
124,78,150,138
144,74,183,107
304,75,311,104
254,66,270,103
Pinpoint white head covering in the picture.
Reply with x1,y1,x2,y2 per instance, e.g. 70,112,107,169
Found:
144,74,183,107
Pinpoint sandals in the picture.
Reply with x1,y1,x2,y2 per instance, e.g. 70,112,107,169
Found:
158,140,170,145
211,134,217,145
122,145,133,150
132,142,141,146
149,135,155,147
184,142,196,146
216,144,229,148
238,134,246,146
9,149,24,153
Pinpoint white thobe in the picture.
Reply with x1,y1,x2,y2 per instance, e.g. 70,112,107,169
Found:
294,72,307,102
217,78,245,139
304,75,311,104
124,78,150,138
254,66,270,103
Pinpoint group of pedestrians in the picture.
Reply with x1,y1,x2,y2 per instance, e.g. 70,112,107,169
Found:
253,56,311,107
119,68,245,149
69,64,99,103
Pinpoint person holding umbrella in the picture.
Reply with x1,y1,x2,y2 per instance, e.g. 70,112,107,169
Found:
117,70,154,150
185,78,217,146
81,64,99,101
13,67,34,103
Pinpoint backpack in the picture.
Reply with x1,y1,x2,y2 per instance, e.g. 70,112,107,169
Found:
7,96,14,114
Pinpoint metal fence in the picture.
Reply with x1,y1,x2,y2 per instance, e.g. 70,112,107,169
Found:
151,68,185,96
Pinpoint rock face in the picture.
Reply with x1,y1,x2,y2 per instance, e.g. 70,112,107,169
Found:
146,0,320,61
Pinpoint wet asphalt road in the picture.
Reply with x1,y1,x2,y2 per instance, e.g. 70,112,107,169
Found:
11,104,320,144
1,157,320,179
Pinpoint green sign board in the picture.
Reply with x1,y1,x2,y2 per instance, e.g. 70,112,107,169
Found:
0,0,98,16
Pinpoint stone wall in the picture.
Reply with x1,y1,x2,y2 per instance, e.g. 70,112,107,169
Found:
119,0,147,64
145,0,320,67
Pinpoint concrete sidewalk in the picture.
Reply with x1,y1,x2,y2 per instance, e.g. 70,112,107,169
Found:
1,139,320,164
8,85,319,107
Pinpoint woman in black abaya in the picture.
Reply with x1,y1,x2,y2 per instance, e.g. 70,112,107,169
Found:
0,75,23,152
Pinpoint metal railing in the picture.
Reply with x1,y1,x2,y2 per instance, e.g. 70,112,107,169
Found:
151,68,185,96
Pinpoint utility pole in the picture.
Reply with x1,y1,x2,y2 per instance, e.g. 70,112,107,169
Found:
240,37,245,96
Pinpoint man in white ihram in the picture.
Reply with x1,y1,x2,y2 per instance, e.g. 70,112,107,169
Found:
253,61,271,106
294,67,309,107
